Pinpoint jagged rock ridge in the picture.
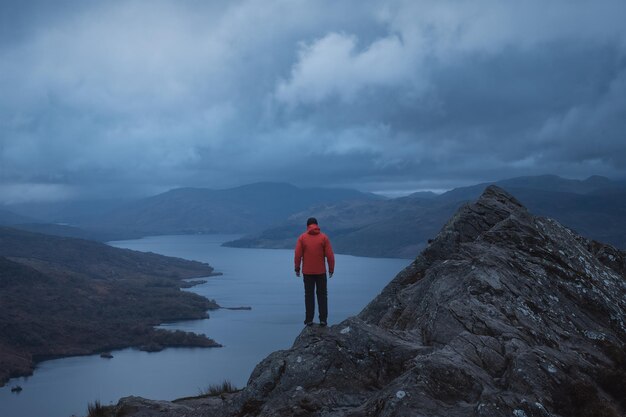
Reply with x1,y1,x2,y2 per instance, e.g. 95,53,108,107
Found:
112,186,626,417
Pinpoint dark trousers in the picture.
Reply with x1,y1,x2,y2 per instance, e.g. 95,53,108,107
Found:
303,273,327,324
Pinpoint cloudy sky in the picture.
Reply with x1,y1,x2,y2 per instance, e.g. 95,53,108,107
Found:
1,0,625,203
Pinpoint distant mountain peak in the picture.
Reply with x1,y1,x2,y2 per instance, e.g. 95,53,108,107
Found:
0,207,39,225
231,181,298,189
430,185,527,249
584,174,611,184
86,182,378,235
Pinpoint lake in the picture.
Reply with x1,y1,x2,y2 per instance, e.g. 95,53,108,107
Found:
0,234,409,417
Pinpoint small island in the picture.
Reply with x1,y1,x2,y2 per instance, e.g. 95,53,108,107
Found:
0,226,223,387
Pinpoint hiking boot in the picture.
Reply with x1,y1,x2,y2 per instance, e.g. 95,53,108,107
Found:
304,321,314,327
320,321,327,327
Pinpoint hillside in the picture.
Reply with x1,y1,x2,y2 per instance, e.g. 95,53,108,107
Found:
5,222,141,243
6,198,132,225
0,208,36,226
225,198,458,258
80,182,380,236
0,227,221,387
227,175,626,257
103,186,626,417
436,174,623,202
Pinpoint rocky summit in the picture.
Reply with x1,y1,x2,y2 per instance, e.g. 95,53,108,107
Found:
109,186,626,417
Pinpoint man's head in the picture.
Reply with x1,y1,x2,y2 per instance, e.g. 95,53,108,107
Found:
306,217,318,226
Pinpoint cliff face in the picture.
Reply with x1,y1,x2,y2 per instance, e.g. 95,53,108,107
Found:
113,186,626,417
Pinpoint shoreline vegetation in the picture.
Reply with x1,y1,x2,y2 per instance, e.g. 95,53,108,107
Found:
0,227,225,387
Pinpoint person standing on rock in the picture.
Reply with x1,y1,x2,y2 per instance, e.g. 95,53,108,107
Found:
294,217,335,327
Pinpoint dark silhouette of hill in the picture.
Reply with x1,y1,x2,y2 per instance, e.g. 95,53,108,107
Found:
226,175,626,257
406,190,438,199
437,174,623,202
225,198,459,258
0,227,221,387
0,207,37,225
7,222,141,242
102,186,626,417
500,187,626,248
1,183,379,243
79,182,380,236
5,176,626,257
7,198,132,225
2,199,143,241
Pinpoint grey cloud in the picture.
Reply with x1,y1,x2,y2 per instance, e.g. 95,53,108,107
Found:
1,0,625,203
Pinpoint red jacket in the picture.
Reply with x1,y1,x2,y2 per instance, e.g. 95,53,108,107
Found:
294,224,335,275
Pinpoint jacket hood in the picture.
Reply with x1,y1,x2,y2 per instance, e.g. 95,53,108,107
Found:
307,224,321,235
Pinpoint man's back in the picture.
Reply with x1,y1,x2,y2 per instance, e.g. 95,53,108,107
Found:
294,223,335,275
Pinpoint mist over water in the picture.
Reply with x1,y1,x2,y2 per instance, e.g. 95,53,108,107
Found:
0,234,408,417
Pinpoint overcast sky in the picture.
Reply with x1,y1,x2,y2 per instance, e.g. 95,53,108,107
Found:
1,0,625,203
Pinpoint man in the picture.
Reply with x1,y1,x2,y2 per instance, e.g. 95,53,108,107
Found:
294,217,335,327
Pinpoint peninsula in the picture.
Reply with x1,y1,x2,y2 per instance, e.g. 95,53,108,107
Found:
0,227,221,387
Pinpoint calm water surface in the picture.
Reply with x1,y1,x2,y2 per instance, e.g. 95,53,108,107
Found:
0,234,409,417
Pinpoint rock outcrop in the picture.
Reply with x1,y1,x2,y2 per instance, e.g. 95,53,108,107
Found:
109,186,626,417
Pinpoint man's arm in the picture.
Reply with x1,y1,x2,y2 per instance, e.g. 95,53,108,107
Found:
294,237,303,277
325,236,335,277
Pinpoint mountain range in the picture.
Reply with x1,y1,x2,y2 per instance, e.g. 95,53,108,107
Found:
2,175,626,258
2,182,379,239
0,208,36,226
84,182,379,235
226,175,626,258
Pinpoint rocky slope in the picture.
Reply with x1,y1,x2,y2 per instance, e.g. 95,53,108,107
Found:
105,186,626,417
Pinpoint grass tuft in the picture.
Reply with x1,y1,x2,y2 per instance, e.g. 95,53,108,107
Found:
199,379,238,397
87,400,109,417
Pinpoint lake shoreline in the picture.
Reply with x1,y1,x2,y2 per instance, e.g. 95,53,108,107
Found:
18,331,224,386
0,258,223,389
